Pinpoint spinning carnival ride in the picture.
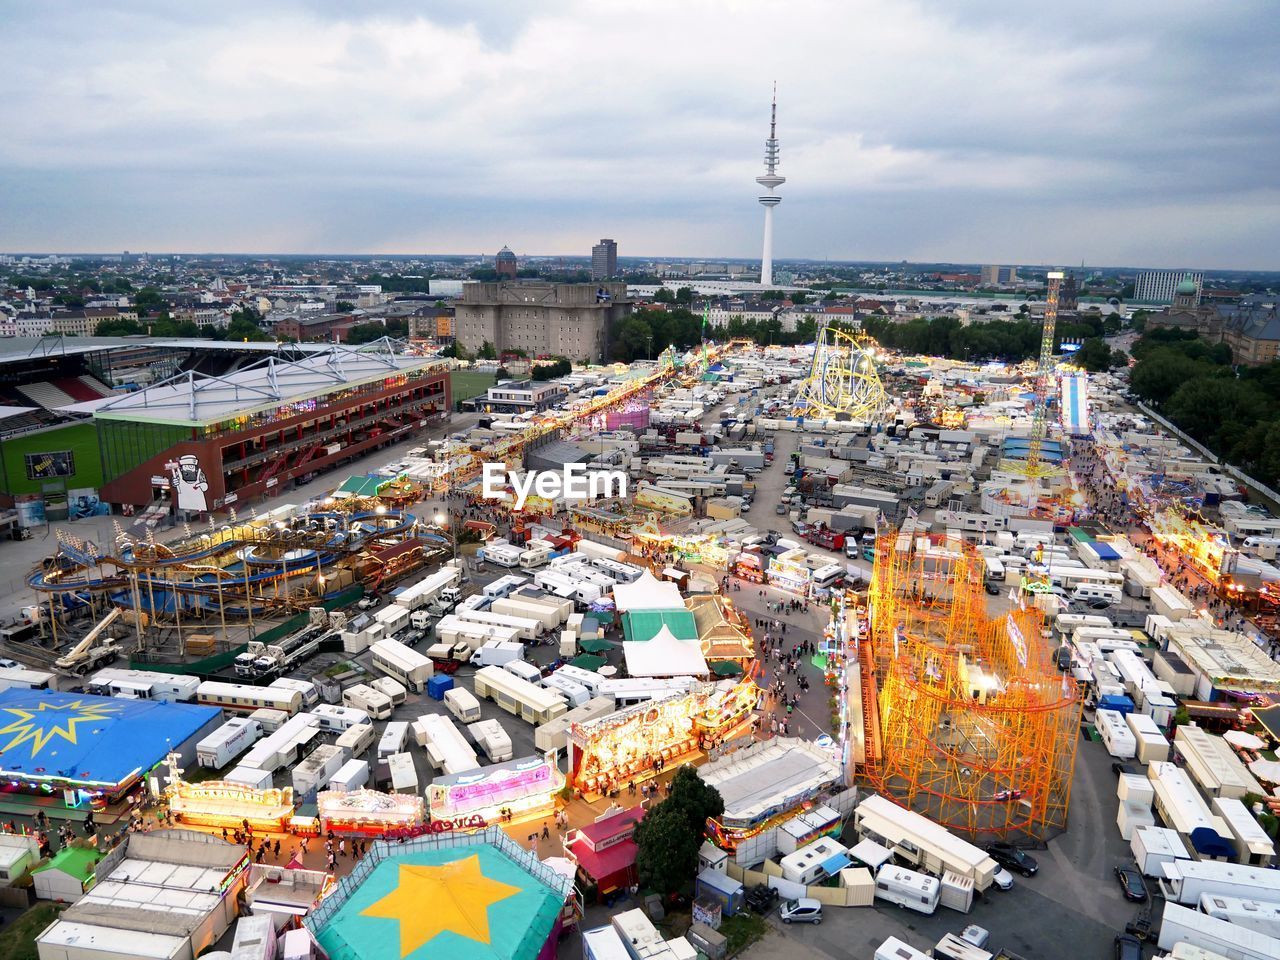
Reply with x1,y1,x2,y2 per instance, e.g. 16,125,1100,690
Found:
792,324,886,421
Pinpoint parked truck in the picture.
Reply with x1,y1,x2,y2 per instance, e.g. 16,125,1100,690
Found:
491,596,566,632
1158,860,1280,907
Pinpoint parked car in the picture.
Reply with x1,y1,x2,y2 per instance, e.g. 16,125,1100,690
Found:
986,843,1038,877
991,867,1014,891
779,898,822,925
745,884,779,914
775,503,788,515
356,595,380,610
1114,934,1142,960
1114,866,1148,902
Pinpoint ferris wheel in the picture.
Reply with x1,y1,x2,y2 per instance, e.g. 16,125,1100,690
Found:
793,323,886,420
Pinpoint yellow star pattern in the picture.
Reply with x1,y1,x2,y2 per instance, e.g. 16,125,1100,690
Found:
360,855,521,958
0,699,118,758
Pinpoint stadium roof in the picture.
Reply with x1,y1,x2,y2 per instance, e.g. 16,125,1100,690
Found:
0,689,219,788
60,340,446,426
0,334,334,367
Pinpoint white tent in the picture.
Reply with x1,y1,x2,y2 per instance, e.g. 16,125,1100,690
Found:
612,570,684,612
1224,730,1265,751
624,625,708,678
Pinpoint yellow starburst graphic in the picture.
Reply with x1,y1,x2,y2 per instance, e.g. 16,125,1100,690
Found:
0,699,119,758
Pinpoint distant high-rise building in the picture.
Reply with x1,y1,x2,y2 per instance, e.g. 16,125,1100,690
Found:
1059,272,1079,311
591,239,618,280
756,85,784,287
1134,270,1202,305
980,265,1018,285
494,246,518,280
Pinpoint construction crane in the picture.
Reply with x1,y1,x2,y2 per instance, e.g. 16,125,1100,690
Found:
1005,270,1064,479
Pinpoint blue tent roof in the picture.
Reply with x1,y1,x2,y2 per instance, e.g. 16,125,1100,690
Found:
0,689,219,788
821,853,852,875
1091,542,1121,561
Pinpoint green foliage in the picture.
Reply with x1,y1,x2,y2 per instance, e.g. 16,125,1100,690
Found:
654,288,675,303
0,903,64,960
334,300,355,312
718,911,769,957
634,801,702,896
477,340,497,360
675,286,694,304
1128,329,1280,487
634,767,724,896
346,321,390,344
532,357,572,380
1076,338,1118,372
94,317,144,336
132,286,165,315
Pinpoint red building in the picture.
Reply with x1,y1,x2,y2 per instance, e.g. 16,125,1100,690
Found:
563,805,645,903
92,342,450,512
273,313,358,342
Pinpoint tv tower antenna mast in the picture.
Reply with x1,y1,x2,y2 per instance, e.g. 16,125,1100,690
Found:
756,83,784,288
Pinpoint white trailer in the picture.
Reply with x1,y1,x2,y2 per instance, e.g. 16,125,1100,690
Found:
378,721,410,759
434,616,522,649
240,713,322,772
267,676,321,708
196,717,262,769
483,574,529,599
481,541,524,567
1159,859,1280,907
412,713,480,775
553,664,606,698
1131,825,1191,877
1126,712,1171,763
335,721,376,760
468,718,513,762
387,752,419,793
540,673,591,708
1097,708,1137,760
875,938,930,960
328,758,370,793
374,605,411,637
491,597,565,631
474,665,568,724
874,865,941,915
454,608,540,641
292,744,346,797
1158,903,1280,960
342,683,393,721
370,637,434,692
311,704,374,734
87,667,200,703
535,696,615,754
445,687,482,723
1198,893,1280,938
369,675,407,707
852,794,999,891
394,565,463,611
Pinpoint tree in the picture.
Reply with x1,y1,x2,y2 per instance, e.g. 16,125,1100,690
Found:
94,317,144,336
633,767,723,896
674,286,694,304
1129,348,1216,405
346,321,389,345
1075,338,1114,372
654,288,675,304
532,357,572,380
634,802,702,896
334,301,355,312
1102,316,1122,336
477,340,497,360
133,286,165,316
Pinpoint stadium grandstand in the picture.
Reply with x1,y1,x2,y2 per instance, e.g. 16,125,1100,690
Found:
0,335,449,520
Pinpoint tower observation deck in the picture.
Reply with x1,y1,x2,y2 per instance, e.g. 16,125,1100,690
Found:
756,85,784,287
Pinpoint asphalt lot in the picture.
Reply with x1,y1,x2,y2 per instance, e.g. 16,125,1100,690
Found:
763,734,1150,960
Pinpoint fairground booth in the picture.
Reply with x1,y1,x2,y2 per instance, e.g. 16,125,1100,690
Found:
307,828,573,960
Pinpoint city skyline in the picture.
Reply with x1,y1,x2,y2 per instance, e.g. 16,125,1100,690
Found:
2,2,1278,270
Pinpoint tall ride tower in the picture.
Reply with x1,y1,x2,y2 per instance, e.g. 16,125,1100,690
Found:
756,85,784,287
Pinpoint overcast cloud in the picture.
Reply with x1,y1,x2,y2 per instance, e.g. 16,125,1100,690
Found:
1,0,1277,268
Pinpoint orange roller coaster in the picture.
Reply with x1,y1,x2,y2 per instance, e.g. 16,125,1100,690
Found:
860,531,1082,840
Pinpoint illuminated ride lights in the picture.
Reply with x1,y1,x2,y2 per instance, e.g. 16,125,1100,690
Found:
169,780,295,831
428,755,563,825
317,788,425,836
792,325,886,421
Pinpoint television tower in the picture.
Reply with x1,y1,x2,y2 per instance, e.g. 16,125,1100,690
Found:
756,84,784,287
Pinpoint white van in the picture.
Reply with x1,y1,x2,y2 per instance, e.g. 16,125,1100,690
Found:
875,865,941,915
541,673,591,708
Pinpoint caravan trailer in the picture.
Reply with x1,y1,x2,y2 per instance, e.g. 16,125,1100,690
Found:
875,865,941,915
474,666,568,724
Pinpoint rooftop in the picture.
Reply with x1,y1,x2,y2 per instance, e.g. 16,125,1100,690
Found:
59,339,445,427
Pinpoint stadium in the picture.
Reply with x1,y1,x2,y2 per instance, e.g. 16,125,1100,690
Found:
0,336,450,525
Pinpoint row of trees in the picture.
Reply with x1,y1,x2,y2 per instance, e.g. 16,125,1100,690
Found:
1127,329,1280,487
861,313,1127,370
94,307,273,342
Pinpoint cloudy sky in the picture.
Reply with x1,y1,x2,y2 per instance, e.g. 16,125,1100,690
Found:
2,1,1277,268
